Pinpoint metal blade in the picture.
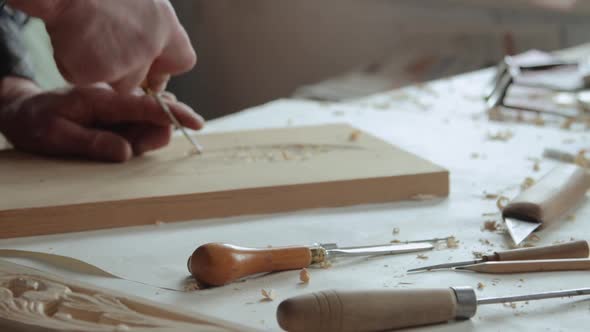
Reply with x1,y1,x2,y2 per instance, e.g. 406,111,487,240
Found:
504,217,541,245
327,243,433,258
407,259,482,273
478,287,590,305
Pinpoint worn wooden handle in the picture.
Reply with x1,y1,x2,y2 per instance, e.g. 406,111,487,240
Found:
467,258,590,273
503,165,590,226
277,289,459,332
491,241,589,261
188,243,312,286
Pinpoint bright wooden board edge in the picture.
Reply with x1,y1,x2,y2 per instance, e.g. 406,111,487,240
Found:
0,171,448,239
0,259,259,332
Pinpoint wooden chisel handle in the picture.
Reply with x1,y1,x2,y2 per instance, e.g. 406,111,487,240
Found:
188,243,320,286
462,258,590,273
277,288,469,332
503,164,590,226
488,241,589,261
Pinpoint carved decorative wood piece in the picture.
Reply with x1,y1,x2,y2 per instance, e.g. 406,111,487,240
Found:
0,260,254,332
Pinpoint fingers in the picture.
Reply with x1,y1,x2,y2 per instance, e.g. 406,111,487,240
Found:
120,124,173,155
38,117,133,162
109,66,151,95
62,87,205,130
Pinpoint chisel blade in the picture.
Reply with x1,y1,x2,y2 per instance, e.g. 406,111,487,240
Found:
504,217,541,245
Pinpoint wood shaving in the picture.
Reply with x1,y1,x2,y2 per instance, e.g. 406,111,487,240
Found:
520,177,535,191
446,236,459,249
487,130,513,141
281,151,293,160
482,212,498,217
488,107,504,121
529,234,541,242
299,269,310,284
482,220,498,232
319,261,332,269
477,282,485,290
349,130,362,142
390,239,401,243
533,115,545,126
574,150,589,168
472,251,484,259
392,227,400,235
416,254,429,260
496,196,510,210
533,162,540,172
503,303,517,309
261,289,276,301
483,192,499,200
561,118,575,130
183,279,201,292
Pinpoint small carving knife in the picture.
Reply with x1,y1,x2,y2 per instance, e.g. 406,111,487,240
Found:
503,164,590,245
187,242,433,286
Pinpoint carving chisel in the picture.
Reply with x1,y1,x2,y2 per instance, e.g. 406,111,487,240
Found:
142,85,203,154
407,240,589,273
188,242,433,286
503,164,590,245
277,286,590,332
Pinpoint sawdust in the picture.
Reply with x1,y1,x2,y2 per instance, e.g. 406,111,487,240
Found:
574,150,590,168
533,162,540,172
487,130,514,141
183,279,201,292
483,220,499,232
416,254,429,260
488,107,505,121
261,289,276,301
533,115,545,127
477,282,486,290
520,177,536,191
446,236,460,249
319,261,332,269
392,227,400,235
483,192,499,200
299,269,310,284
529,234,541,242
473,251,484,259
503,303,517,309
496,196,510,210
561,118,575,130
479,238,494,247
349,130,362,142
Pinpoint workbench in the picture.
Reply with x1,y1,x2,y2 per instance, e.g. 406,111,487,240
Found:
2,46,590,331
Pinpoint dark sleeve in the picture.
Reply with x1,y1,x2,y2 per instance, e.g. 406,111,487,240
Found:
0,5,34,80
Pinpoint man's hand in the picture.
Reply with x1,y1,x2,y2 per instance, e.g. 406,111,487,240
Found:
9,0,196,93
0,77,204,162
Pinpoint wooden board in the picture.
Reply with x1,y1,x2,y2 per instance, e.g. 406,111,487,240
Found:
0,259,257,332
0,124,448,238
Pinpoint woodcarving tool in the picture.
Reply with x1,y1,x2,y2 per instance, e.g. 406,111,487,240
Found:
407,240,589,273
276,286,590,332
503,164,590,245
142,84,203,154
188,242,433,286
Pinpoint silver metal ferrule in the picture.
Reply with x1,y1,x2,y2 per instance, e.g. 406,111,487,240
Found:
451,286,478,320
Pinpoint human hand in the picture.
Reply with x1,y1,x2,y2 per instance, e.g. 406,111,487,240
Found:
0,77,204,162
10,0,196,93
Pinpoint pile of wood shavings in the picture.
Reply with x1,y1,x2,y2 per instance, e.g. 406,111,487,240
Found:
446,236,459,248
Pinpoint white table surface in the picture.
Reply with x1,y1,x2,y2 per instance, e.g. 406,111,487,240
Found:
2,65,590,331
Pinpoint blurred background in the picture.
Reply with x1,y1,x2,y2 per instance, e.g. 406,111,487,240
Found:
168,0,590,119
